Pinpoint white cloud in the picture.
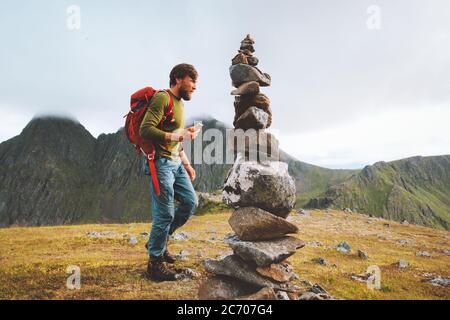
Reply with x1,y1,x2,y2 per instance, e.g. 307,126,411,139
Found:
279,104,450,169
0,104,35,142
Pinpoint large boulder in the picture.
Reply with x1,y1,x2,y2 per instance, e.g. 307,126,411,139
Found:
224,235,305,267
231,81,260,96
230,130,279,159
204,254,299,292
256,262,296,282
235,107,270,130
228,207,298,241
247,56,259,66
239,287,277,300
222,154,296,217
234,95,272,129
230,64,271,88
235,93,270,111
198,276,259,300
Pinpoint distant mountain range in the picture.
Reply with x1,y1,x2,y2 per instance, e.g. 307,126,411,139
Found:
0,116,448,229
306,155,450,230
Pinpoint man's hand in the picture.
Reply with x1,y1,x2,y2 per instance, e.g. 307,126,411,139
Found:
184,164,196,181
165,127,200,142
184,126,200,140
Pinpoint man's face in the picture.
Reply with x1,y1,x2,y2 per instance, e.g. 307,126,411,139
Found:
178,76,197,101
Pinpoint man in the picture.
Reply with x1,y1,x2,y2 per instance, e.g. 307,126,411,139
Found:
140,63,200,281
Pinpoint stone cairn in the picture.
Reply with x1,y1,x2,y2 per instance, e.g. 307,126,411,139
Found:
198,35,306,300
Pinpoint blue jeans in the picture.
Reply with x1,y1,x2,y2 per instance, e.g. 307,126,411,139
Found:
146,157,198,257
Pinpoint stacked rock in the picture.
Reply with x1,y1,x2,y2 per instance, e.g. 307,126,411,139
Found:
229,34,278,161
198,35,304,300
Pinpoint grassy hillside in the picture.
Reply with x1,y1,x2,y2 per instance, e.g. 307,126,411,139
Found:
0,209,448,300
283,156,357,208
306,156,450,230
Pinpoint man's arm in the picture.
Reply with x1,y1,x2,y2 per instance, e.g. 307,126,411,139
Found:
139,93,198,142
180,149,196,181
180,149,190,166
140,92,172,142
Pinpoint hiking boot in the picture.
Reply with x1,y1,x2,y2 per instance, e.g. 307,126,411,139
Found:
163,248,177,264
146,255,178,282
144,242,176,264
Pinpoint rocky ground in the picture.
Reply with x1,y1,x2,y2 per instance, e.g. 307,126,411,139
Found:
0,209,448,300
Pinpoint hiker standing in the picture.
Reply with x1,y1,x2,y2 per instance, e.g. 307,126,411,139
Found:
139,64,200,281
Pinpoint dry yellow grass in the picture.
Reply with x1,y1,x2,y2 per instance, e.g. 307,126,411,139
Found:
0,209,448,300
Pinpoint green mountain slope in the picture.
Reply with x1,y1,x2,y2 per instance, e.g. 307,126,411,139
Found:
306,156,450,230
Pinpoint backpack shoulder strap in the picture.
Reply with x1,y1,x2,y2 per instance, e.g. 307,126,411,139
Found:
156,90,174,128
163,90,174,117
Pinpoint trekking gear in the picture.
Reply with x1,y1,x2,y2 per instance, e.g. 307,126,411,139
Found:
145,240,176,264
146,255,178,281
124,88,174,196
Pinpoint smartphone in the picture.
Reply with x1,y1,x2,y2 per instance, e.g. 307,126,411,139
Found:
194,122,204,131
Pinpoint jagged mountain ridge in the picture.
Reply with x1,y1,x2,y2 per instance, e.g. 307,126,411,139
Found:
0,116,356,226
6,116,446,229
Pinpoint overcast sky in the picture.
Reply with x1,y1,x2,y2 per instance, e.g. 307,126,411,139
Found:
1,0,449,169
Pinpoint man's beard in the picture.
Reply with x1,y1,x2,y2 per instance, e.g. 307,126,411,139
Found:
179,87,192,101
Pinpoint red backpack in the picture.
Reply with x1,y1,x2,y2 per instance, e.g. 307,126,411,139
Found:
124,87,174,196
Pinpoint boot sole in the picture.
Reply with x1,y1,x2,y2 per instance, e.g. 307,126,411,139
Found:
144,272,178,282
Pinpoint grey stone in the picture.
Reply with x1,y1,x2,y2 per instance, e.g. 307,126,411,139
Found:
177,267,200,279
239,287,277,300
357,250,369,260
297,209,310,216
310,284,329,295
100,231,119,237
224,234,305,267
240,43,255,53
298,291,335,300
398,260,409,269
204,254,300,292
128,237,138,245
429,277,450,286
416,251,432,257
351,273,370,283
235,107,269,130
308,241,323,247
240,34,255,53
336,241,351,254
230,64,271,88
275,291,290,300
173,232,189,241
222,154,296,218
231,52,248,65
247,56,259,66
234,93,271,117
228,206,298,241
231,131,280,162
231,81,260,96
178,250,190,261
256,262,295,282
87,231,100,238
198,276,259,300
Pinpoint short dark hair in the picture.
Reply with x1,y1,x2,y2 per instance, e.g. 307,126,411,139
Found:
169,63,198,87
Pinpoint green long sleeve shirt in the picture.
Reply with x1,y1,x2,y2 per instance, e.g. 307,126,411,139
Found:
139,90,185,160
